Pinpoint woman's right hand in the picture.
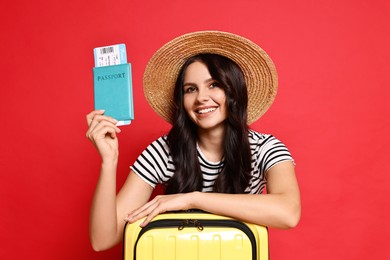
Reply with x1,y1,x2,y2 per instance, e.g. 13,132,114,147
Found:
86,110,121,162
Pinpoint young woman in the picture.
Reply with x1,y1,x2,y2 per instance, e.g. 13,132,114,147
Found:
86,31,301,251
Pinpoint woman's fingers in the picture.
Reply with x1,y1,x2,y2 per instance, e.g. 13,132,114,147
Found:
125,198,161,225
125,200,156,222
86,110,105,126
86,110,118,127
85,110,122,161
87,119,121,142
86,110,120,140
125,194,191,227
139,207,163,227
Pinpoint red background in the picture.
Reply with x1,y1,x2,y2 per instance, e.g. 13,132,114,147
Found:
1,0,389,259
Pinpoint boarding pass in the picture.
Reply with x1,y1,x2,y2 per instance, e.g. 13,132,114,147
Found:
94,44,127,67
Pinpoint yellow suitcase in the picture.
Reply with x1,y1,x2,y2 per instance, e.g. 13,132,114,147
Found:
123,211,268,260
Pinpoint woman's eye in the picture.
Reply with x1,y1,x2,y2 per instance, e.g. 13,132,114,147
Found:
210,82,220,88
184,86,196,93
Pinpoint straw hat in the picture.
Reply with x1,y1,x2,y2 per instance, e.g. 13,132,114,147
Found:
143,30,278,125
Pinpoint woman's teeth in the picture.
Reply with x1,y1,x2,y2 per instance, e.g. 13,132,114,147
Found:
198,108,216,114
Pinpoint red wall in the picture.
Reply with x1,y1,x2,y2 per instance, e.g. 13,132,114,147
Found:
1,0,389,259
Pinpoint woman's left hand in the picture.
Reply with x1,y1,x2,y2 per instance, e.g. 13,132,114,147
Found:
124,193,195,227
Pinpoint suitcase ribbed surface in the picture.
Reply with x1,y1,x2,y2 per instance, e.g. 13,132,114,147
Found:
123,212,268,260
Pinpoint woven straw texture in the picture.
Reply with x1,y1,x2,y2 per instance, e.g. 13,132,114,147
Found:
143,31,278,124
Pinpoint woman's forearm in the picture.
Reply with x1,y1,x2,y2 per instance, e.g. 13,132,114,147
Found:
89,160,120,251
191,191,301,229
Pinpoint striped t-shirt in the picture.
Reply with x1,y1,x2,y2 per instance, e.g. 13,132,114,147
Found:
130,130,293,194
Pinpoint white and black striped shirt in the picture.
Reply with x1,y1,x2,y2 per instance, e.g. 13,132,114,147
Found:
131,130,293,194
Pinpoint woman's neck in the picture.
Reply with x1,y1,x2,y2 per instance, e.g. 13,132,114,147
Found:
197,126,225,163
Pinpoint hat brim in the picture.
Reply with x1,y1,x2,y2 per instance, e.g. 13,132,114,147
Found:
143,30,278,125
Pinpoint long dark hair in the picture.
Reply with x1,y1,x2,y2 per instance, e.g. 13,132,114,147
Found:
166,54,252,194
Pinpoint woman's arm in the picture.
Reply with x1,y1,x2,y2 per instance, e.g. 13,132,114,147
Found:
86,111,153,251
90,170,153,251
126,161,300,229
193,161,300,228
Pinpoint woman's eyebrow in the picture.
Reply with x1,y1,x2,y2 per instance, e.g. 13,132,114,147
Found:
204,78,215,84
183,77,214,87
183,82,196,88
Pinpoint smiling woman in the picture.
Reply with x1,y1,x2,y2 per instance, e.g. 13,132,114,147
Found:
182,59,228,131
166,53,249,193
86,31,300,251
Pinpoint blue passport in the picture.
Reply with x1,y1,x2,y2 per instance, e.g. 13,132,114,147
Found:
93,63,134,125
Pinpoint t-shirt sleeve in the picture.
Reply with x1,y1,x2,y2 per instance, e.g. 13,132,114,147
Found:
130,136,170,188
256,135,294,175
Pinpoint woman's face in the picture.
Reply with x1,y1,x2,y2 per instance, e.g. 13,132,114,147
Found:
182,61,227,131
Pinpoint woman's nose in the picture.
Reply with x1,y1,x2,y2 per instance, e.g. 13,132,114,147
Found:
196,88,210,102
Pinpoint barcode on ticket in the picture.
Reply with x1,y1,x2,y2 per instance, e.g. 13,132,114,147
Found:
100,46,114,54
94,44,127,67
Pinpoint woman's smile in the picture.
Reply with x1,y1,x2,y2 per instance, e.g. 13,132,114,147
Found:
197,107,216,114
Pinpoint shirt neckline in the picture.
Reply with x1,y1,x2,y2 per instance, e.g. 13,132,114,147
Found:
196,143,223,165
